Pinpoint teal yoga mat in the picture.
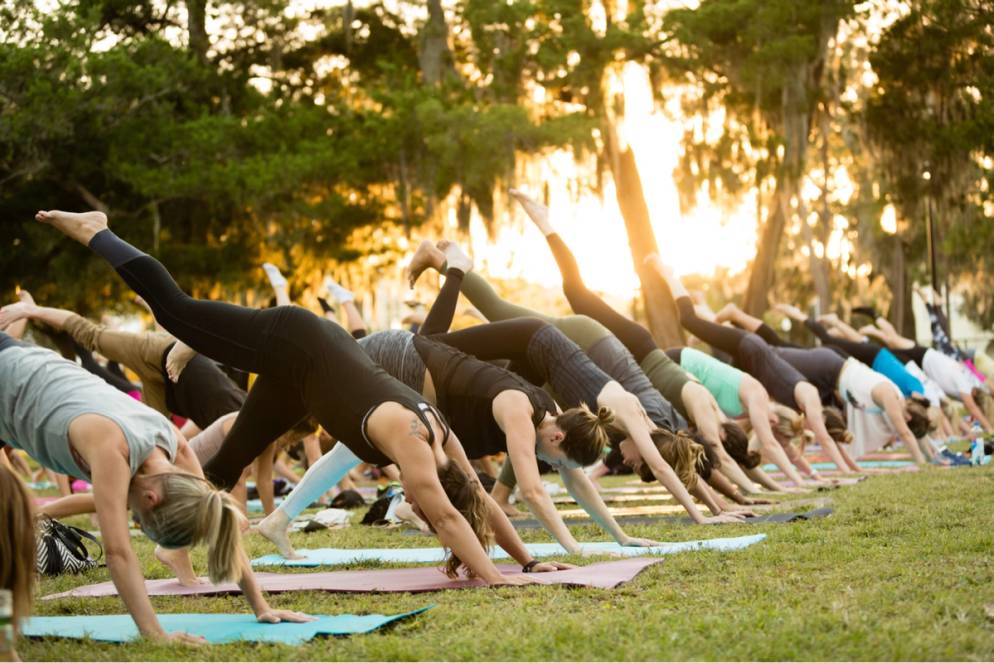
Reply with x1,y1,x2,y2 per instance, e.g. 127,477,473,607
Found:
22,608,431,644
247,497,284,513
762,460,913,472
252,533,767,567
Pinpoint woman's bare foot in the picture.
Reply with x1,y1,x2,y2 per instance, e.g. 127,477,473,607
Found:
713,303,740,324
509,188,555,236
256,510,304,560
154,545,206,587
165,341,197,383
35,210,108,245
406,240,446,288
436,240,473,274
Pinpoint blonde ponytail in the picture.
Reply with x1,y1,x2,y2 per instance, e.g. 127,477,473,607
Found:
556,404,614,466
137,474,245,584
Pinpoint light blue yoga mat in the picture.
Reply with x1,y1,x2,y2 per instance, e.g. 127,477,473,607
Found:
252,533,767,567
247,497,284,513
22,608,432,644
762,460,913,472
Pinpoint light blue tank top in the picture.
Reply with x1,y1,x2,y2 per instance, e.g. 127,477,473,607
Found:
0,345,176,479
680,348,745,417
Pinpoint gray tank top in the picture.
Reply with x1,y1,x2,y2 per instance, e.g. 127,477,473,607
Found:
358,330,427,394
0,345,177,479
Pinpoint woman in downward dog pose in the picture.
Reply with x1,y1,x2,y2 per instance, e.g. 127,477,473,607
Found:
258,246,739,559
640,257,858,475
503,190,761,494
860,318,993,433
0,327,311,643
663,345,830,487
0,296,245,437
715,305,936,464
38,208,547,585
411,243,749,522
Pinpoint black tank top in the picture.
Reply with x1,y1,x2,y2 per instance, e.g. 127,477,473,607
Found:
412,335,556,459
774,347,845,407
275,309,440,467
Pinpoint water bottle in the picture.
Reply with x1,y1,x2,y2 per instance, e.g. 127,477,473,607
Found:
971,423,985,466
0,589,14,662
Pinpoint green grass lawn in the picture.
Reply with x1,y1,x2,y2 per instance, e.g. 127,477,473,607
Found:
19,465,994,661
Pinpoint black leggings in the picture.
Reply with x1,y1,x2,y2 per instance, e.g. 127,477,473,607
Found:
547,233,658,363
803,319,878,365
676,297,748,356
422,267,609,408
88,230,423,486
753,323,802,349
677,297,803,409
892,344,928,367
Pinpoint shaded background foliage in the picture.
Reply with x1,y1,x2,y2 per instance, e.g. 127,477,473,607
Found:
1,0,991,337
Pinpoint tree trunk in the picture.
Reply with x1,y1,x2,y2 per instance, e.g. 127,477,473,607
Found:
186,0,208,63
887,237,916,338
743,176,789,315
604,124,685,347
418,0,453,86
798,198,832,314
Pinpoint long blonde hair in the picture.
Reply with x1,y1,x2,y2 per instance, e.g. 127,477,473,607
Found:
136,474,244,584
0,465,34,633
641,429,706,490
436,462,493,578
766,403,815,451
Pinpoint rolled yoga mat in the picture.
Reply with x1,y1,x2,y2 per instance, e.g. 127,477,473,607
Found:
44,558,662,600
251,533,768,567
22,608,432,644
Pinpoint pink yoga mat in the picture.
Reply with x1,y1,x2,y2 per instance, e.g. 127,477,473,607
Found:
44,558,662,600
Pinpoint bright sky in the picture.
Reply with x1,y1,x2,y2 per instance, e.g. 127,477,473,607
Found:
469,62,759,300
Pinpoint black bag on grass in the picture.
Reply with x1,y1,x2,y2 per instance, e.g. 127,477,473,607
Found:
36,515,103,576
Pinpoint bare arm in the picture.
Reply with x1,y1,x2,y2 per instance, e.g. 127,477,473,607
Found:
796,384,856,475
679,383,759,492
740,383,810,486
495,395,582,553
876,388,926,463
394,436,507,583
39,492,97,519
961,392,994,432
559,466,659,545
88,446,176,640
744,466,786,492
440,429,541,568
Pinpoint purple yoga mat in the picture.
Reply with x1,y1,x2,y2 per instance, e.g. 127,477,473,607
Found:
45,558,662,600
